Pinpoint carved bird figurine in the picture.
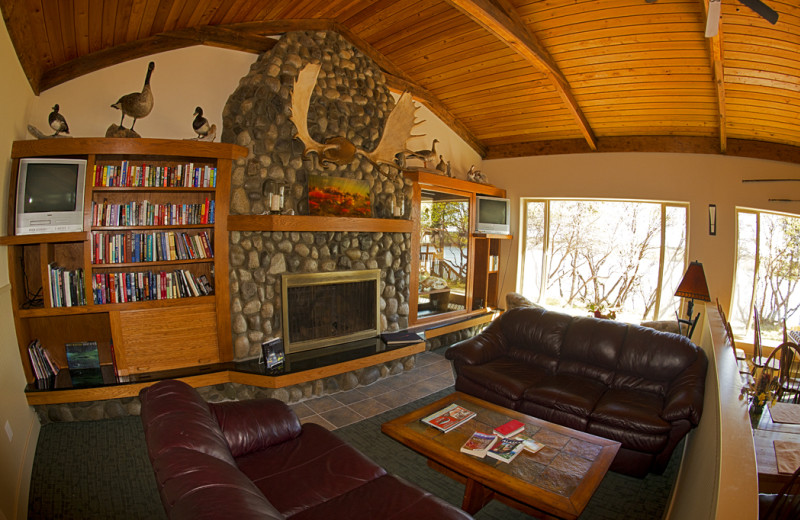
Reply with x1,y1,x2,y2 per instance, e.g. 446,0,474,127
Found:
192,106,210,138
111,61,155,130
409,139,439,168
48,104,69,136
436,154,447,173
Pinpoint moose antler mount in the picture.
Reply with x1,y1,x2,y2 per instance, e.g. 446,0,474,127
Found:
289,63,422,170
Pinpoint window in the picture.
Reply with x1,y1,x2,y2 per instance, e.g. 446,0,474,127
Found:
731,209,800,344
521,199,688,323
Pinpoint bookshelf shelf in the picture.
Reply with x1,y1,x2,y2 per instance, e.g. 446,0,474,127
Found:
6,138,247,388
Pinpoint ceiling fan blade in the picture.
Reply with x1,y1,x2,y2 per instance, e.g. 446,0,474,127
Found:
705,0,722,37
737,0,779,24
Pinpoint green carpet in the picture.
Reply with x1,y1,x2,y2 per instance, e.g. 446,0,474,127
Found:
28,389,681,519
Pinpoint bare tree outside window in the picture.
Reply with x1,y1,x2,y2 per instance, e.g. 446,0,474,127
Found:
731,210,800,344
521,199,687,323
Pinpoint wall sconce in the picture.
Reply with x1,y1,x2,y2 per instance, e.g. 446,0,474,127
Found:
708,204,716,236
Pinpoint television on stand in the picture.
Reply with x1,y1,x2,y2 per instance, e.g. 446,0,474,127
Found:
15,157,87,236
474,195,511,236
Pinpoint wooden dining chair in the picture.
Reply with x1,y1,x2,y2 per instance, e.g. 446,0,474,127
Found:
761,342,800,404
753,309,781,372
760,463,800,520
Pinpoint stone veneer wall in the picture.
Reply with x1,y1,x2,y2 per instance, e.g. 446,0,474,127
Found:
223,31,413,360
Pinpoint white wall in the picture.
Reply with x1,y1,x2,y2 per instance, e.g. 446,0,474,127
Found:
484,152,800,331
0,19,38,520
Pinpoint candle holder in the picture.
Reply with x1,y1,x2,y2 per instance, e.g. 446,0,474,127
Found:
262,180,285,215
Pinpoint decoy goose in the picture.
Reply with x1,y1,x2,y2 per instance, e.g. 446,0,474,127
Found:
48,104,69,135
409,139,438,168
111,61,155,130
192,107,210,138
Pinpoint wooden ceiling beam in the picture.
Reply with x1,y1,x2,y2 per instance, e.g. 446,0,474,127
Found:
445,0,598,151
703,0,728,153
38,23,279,93
0,0,47,94
486,136,800,165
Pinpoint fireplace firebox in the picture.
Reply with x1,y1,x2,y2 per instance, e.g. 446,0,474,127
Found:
281,269,381,354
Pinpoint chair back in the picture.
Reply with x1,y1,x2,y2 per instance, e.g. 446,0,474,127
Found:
761,464,800,519
762,342,800,404
754,308,764,361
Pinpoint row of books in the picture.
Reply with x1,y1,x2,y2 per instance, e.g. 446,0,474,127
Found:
92,270,213,304
27,339,59,382
91,230,213,264
91,199,215,227
48,264,87,307
92,161,217,188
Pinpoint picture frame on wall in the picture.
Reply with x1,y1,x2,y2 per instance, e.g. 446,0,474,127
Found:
308,174,371,218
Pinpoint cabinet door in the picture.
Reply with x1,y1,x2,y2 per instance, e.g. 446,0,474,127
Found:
109,302,220,375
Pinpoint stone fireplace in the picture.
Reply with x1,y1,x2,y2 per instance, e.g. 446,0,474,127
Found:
282,269,380,354
223,31,413,361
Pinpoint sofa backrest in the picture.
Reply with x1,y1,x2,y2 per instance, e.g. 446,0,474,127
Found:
498,307,571,373
494,307,705,395
210,398,302,458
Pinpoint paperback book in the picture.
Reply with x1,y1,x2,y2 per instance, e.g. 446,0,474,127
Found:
421,403,476,433
460,431,498,458
515,434,545,454
65,341,104,387
487,437,525,463
260,338,285,369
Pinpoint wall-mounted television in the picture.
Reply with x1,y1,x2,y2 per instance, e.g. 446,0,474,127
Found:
15,158,86,235
474,195,511,235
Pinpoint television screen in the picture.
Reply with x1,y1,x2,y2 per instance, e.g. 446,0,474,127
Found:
479,198,508,225
22,163,80,213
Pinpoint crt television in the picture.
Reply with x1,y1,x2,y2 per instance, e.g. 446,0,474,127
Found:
474,195,511,235
15,157,87,235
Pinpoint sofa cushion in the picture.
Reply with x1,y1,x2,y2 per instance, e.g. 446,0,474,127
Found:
586,421,669,454
236,422,387,517
590,389,670,435
557,316,627,386
499,307,571,371
457,356,549,402
523,374,608,419
211,398,302,458
288,474,472,520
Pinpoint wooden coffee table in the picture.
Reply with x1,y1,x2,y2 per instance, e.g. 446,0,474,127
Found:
381,392,620,520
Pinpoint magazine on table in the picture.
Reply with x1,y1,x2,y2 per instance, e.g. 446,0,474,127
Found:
421,403,476,433
487,437,525,463
460,431,498,458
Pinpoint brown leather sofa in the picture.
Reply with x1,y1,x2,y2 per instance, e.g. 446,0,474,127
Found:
139,379,471,520
445,306,707,477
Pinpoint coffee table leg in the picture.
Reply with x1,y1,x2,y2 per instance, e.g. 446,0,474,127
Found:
462,478,495,514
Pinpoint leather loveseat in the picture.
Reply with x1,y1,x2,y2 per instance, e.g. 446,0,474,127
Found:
139,379,471,520
445,306,708,477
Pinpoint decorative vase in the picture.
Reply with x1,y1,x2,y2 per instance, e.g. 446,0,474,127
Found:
749,402,764,428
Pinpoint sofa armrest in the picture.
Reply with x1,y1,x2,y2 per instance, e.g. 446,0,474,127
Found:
662,349,708,425
445,320,508,366
210,398,302,458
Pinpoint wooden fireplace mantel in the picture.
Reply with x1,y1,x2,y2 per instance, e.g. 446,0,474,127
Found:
227,214,413,233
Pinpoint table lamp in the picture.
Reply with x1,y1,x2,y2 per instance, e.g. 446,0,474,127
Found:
675,261,711,339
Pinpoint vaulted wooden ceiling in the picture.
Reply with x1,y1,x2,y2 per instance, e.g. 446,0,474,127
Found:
3,0,800,162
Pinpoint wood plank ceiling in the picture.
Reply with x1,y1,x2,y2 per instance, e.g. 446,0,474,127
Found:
3,0,800,162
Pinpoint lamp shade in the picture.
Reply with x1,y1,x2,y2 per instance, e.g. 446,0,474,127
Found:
675,261,711,301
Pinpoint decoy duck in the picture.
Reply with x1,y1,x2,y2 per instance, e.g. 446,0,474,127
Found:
111,61,155,130
436,154,447,172
48,104,69,135
192,107,210,138
409,139,438,168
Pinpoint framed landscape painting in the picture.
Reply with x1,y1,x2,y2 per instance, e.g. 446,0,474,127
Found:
308,174,372,218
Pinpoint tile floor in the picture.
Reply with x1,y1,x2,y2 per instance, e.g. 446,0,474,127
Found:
290,350,454,430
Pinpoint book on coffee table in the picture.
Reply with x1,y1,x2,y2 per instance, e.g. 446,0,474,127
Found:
487,437,525,463
460,431,498,458
493,419,525,438
514,434,545,454
421,403,476,433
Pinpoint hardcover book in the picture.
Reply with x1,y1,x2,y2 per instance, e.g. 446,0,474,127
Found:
65,341,104,387
380,330,424,345
421,403,476,433
493,419,525,438
487,437,525,463
460,431,498,458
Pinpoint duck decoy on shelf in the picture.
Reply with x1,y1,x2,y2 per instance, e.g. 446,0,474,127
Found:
111,61,155,130
407,138,439,168
48,104,69,136
192,107,210,138
436,154,447,174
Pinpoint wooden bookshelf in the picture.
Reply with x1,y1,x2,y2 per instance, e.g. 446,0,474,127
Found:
5,138,247,388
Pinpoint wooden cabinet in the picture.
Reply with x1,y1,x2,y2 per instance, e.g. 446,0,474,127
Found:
2,138,247,384
472,235,506,310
